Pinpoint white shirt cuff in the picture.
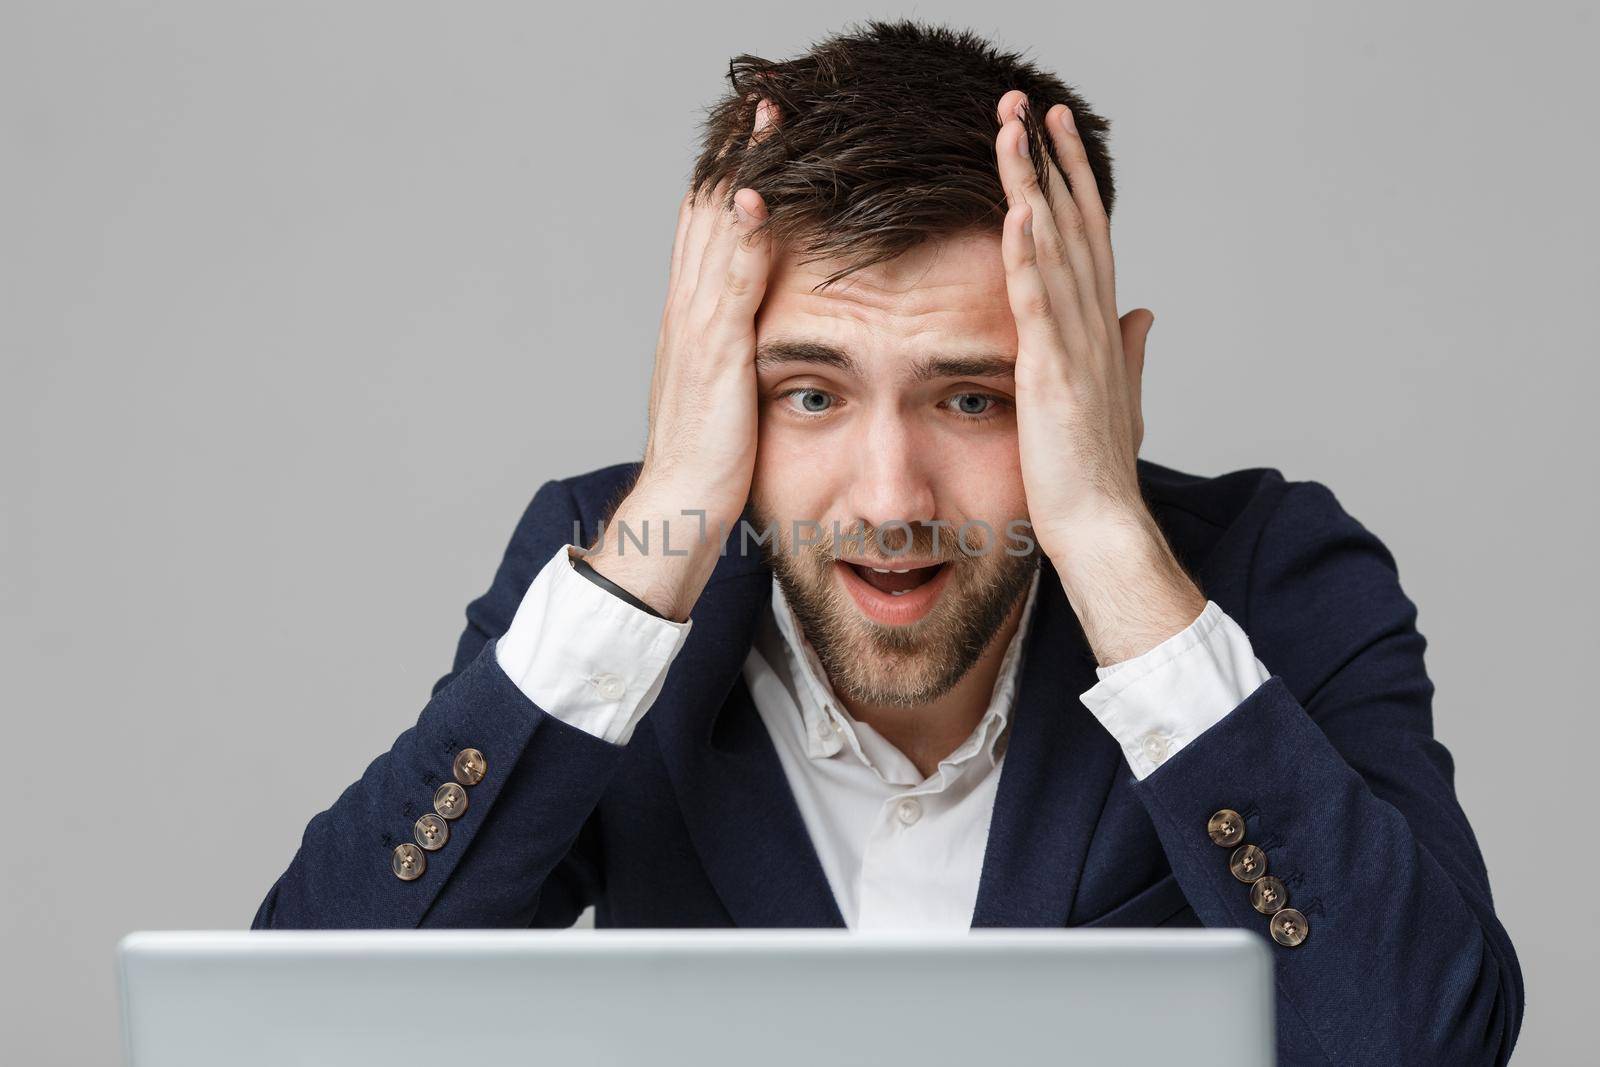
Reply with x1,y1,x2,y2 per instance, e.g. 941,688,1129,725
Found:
1078,600,1270,780
494,544,693,746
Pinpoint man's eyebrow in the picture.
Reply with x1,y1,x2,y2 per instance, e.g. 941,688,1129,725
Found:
909,354,1016,382
754,339,1015,382
754,339,859,376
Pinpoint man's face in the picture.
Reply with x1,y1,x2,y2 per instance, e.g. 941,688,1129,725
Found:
748,229,1040,708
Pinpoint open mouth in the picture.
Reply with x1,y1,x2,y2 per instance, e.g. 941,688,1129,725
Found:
834,559,955,626
843,561,947,595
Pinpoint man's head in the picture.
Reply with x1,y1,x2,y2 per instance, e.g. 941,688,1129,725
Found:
703,20,1115,708
690,19,1115,289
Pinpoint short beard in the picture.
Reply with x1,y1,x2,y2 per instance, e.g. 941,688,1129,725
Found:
748,503,1039,707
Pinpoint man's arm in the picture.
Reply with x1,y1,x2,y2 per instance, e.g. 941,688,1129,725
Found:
990,92,1521,1063
1080,598,1270,777
253,99,784,929
251,480,682,929
495,542,693,747
1073,478,1523,1065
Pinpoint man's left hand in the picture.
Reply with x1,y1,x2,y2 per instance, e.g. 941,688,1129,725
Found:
994,90,1206,665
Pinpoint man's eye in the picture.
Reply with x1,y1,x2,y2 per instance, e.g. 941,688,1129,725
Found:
944,393,1008,420
780,388,836,416
777,389,1008,421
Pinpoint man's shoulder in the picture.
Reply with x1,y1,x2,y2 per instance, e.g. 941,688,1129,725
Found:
1138,457,1413,691
1136,456,1291,527
1134,456,1395,611
1134,456,1298,571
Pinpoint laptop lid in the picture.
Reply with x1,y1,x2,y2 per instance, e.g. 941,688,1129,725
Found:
118,928,1274,1066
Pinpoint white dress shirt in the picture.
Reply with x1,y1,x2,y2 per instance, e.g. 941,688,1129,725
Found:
495,543,1271,929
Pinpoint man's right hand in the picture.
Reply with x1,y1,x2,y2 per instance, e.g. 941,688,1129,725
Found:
582,98,779,622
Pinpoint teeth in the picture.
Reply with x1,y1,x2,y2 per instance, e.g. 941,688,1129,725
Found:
890,590,907,597
870,567,891,574
891,569,909,574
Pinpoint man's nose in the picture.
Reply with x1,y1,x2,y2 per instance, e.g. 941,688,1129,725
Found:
844,418,937,539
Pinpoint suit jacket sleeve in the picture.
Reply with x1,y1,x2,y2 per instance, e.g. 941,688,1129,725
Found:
251,478,632,930
1129,478,1524,1066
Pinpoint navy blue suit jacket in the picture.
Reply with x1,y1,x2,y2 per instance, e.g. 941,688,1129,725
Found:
253,458,1523,1065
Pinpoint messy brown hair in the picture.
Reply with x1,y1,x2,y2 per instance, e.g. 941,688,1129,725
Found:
689,18,1116,291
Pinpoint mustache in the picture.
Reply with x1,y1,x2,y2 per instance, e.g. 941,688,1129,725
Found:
742,503,1042,564
812,520,1015,564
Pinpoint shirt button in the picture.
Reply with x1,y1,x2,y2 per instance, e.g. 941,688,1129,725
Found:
815,717,834,739
895,798,923,826
1207,808,1245,847
593,673,625,700
1139,733,1170,764
1270,908,1310,947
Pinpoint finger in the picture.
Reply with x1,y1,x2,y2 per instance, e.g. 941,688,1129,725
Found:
1033,117,1105,331
691,182,741,305
656,187,700,430
666,186,696,298
996,103,1087,348
1046,104,1117,326
675,174,732,312
1000,199,1080,380
996,89,1027,126
750,96,779,144
691,98,778,320
707,187,773,344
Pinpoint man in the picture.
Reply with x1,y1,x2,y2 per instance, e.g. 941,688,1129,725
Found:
253,19,1522,1065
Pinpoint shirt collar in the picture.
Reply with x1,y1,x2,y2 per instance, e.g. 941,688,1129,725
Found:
768,564,1043,770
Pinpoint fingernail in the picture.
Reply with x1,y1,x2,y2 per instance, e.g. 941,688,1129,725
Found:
734,200,753,226
1062,107,1076,131
1022,210,1032,237
1016,122,1030,158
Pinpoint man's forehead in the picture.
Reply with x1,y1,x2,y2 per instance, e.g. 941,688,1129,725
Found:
766,228,1006,299
757,229,1017,373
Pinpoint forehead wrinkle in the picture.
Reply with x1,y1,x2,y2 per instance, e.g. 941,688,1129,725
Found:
790,272,989,317
775,286,1007,357
775,238,997,317
760,238,1016,379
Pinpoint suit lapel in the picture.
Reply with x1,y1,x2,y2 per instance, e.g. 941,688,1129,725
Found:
970,556,1125,927
650,543,847,928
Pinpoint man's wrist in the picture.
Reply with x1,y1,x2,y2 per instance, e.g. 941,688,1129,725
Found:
497,544,693,747
570,553,667,619
577,502,728,623
1049,505,1207,667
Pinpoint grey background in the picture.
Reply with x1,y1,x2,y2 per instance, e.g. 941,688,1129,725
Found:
3,2,1594,1063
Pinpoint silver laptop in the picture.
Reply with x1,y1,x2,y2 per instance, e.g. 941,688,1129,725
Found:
118,928,1274,1066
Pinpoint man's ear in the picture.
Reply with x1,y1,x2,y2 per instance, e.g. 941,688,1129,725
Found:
1119,308,1154,454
